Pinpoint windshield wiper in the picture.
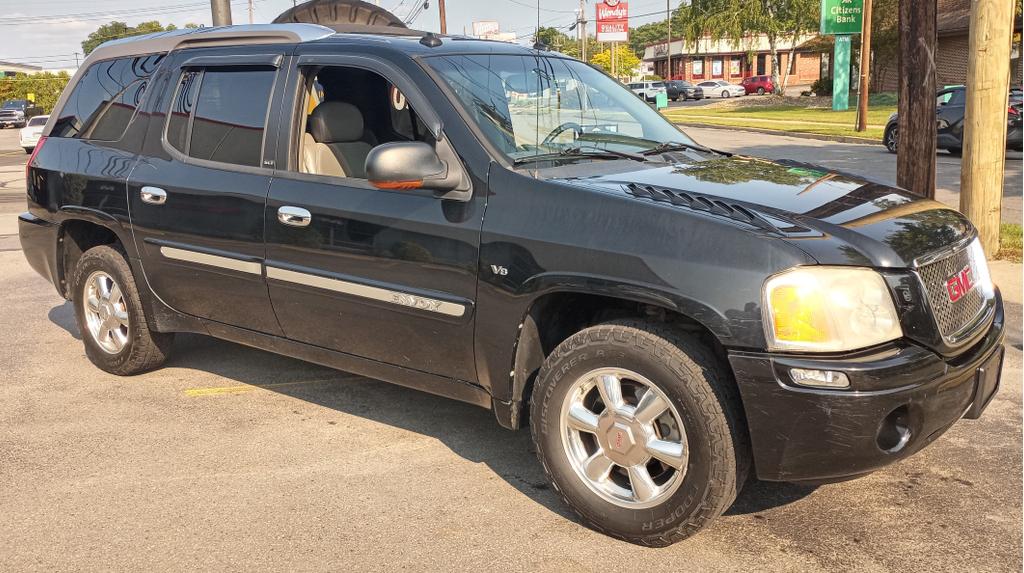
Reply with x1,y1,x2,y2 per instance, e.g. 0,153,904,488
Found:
513,146,646,165
640,141,713,156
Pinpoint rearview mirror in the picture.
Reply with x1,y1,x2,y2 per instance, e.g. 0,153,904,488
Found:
366,141,460,193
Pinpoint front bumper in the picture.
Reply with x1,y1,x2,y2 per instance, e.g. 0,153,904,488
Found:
729,289,1005,483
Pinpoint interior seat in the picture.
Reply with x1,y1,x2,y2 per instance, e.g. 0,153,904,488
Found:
304,101,374,179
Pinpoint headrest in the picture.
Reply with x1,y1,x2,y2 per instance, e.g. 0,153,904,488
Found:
308,101,364,144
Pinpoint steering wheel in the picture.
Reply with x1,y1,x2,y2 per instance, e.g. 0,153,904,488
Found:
541,121,583,145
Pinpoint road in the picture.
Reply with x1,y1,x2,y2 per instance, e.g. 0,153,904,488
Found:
0,126,1021,571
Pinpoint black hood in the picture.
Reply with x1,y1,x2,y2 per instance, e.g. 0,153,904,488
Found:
547,154,974,268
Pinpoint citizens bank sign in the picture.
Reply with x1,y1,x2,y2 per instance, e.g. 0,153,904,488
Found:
819,0,864,35
596,0,629,42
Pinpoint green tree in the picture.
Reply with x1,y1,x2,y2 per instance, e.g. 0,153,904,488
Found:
0,72,72,113
589,45,641,78
81,20,198,55
536,26,580,58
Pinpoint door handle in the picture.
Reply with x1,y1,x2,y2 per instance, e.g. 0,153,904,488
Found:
140,186,167,205
278,206,312,227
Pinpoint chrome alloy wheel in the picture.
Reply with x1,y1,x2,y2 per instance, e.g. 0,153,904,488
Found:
83,270,130,354
559,368,688,509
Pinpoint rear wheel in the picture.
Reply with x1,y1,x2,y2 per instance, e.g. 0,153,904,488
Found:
23,147,33,154
757,87,766,95
721,90,730,98
884,124,899,153
530,321,749,546
73,245,174,375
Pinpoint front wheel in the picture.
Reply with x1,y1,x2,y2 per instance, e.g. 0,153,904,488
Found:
73,244,174,375
721,90,730,98
757,87,766,95
530,321,749,546
884,124,899,153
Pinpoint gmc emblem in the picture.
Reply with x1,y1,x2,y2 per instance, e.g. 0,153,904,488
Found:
945,265,975,303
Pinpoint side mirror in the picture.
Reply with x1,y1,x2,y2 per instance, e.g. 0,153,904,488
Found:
365,141,469,198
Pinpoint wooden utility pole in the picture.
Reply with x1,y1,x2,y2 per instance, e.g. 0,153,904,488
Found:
856,0,874,131
248,0,254,24
666,0,672,79
960,0,1014,255
211,0,232,26
438,0,447,33
896,0,937,198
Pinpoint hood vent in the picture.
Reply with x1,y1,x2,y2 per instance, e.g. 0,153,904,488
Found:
625,183,785,233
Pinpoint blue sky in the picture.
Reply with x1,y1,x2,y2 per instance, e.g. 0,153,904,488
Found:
0,0,672,69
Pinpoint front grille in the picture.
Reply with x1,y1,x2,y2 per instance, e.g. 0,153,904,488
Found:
917,240,990,340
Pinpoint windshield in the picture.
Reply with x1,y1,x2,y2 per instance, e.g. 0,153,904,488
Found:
425,54,697,162
2,100,25,109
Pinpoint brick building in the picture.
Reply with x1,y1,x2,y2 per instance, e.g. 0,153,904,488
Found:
641,34,822,85
877,0,1022,91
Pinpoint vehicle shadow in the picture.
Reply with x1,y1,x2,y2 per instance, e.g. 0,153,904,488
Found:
48,307,816,522
49,300,81,340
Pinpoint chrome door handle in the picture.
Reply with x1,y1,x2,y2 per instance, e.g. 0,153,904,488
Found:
140,186,167,205
278,206,312,227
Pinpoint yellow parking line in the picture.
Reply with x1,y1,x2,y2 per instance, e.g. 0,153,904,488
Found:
185,378,337,397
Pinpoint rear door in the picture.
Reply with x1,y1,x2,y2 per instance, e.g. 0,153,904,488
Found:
936,88,966,147
127,46,290,334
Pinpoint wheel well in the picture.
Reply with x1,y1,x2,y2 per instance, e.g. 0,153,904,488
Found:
58,220,120,298
509,292,728,428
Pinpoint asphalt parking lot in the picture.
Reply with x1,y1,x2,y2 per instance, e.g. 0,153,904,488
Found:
0,126,1021,571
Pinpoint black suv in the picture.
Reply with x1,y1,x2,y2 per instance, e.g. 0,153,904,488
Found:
884,85,1024,154
665,80,703,101
19,23,1005,546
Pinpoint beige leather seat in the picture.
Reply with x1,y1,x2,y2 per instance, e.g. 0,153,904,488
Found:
301,132,345,177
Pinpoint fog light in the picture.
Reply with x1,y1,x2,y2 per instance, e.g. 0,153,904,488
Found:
790,368,850,389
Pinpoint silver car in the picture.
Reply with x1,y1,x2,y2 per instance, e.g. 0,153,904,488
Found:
697,80,746,99
627,80,667,102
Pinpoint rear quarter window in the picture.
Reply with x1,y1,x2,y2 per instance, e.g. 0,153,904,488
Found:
50,54,164,140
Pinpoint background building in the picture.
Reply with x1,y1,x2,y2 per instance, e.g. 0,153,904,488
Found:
642,34,821,85
0,61,42,78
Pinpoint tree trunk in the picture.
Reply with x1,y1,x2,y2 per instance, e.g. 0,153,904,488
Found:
768,34,781,95
896,0,937,198
781,38,798,95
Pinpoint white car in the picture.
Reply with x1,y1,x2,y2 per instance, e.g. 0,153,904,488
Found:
627,81,667,102
19,115,48,153
697,80,746,99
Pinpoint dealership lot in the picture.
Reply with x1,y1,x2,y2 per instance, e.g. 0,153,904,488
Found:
0,127,1021,571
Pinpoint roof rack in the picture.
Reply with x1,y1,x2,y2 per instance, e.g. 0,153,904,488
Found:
90,23,335,62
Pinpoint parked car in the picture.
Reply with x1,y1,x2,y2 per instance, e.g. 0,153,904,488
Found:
19,115,48,153
0,99,43,129
664,80,703,101
697,80,746,98
741,75,775,95
21,22,1004,547
627,80,667,102
884,85,1023,153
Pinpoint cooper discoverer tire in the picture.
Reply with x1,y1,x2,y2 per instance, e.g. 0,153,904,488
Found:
529,320,749,546
73,244,174,375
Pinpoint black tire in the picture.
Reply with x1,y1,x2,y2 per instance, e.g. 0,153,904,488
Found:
884,124,899,153
23,147,33,154
73,244,174,375
757,87,766,95
721,90,730,98
530,321,749,547
947,146,963,156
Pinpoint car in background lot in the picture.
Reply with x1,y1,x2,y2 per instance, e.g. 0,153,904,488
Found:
627,80,666,102
884,86,1023,154
664,80,703,101
697,80,745,98
0,99,44,129
741,75,775,95
19,115,48,153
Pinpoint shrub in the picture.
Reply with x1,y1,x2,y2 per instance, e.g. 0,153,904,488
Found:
810,77,833,96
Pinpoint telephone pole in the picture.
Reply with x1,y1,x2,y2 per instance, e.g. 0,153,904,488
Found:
896,0,937,198
210,0,232,26
248,0,254,24
579,0,588,61
855,0,873,131
960,0,1014,255
665,0,672,79
438,0,447,34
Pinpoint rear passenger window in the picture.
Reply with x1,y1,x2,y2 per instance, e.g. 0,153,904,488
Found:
50,54,164,140
166,68,276,167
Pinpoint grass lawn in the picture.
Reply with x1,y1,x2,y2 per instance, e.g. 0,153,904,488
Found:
998,223,1022,262
662,103,897,141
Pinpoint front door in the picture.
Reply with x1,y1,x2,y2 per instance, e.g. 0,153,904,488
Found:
936,88,967,148
261,56,484,381
128,48,289,334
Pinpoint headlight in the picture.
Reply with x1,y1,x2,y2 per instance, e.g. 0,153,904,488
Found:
763,266,903,352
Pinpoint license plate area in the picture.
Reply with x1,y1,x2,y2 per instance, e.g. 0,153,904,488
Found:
964,345,1004,419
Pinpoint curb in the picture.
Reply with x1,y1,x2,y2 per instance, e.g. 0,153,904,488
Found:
670,121,883,146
